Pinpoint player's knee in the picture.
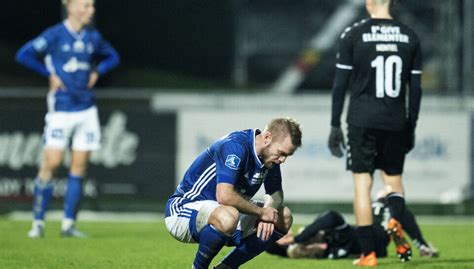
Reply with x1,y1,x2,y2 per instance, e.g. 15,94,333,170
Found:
70,162,88,176
323,210,345,225
324,209,340,219
211,205,239,235
69,151,91,176
43,155,62,171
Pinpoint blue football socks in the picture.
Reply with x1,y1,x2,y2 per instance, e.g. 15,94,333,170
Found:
220,229,285,268
193,225,229,269
32,177,54,221
63,174,82,220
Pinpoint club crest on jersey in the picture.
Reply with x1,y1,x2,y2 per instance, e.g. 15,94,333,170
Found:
62,57,90,73
225,154,241,170
62,44,71,52
73,40,85,52
33,37,47,52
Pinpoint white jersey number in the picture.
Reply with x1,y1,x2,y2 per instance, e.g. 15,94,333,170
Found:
371,55,403,98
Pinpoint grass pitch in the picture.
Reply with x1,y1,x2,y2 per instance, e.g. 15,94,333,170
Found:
1,218,473,268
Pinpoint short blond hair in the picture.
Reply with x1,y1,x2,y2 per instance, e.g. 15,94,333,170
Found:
265,117,302,148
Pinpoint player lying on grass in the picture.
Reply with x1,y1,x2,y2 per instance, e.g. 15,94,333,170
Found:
266,193,439,260
164,118,302,269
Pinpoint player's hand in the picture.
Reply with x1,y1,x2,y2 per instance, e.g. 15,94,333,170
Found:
88,71,99,89
259,207,278,224
49,74,65,91
328,127,345,158
404,124,415,154
256,221,275,241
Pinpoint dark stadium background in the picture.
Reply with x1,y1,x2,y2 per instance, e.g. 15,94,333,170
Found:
0,0,473,214
2,0,471,92
1,0,234,87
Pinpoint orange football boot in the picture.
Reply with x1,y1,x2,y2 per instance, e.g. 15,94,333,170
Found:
387,218,412,262
353,251,377,267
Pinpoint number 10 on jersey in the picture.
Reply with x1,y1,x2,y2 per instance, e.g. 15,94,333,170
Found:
371,55,402,98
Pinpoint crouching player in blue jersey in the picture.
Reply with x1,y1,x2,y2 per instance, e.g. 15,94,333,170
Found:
15,0,119,238
165,118,303,269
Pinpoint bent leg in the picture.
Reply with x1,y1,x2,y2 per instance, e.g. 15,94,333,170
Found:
193,205,239,269
381,171,405,221
381,171,412,262
217,206,292,268
294,209,345,244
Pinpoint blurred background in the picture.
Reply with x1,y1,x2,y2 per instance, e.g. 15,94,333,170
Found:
1,0,473,216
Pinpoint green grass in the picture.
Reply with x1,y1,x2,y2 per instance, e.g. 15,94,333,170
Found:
1,219,473,268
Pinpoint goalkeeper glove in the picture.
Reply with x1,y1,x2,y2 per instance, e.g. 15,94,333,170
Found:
328,127,345,158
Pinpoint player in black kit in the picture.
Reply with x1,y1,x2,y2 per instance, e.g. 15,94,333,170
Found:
266,193,439,260
327,0,423,266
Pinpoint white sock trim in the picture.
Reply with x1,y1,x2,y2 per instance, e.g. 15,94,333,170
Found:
33,220,45,227
61,218,75,231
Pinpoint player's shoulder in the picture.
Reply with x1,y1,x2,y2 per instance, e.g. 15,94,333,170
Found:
391,19,420,40
340,19,370,40
216,130,251,154
85,26,102,38
40,22,66,37
32,22,64,50
226,129,254,142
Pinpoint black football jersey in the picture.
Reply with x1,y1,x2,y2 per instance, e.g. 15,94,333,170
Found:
336,18,422,130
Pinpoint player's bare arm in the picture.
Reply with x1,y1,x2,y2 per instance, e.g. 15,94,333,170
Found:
216,183,278,222
256,191,285,240
49,74,66,91
87,71,99,89
263,191,284,210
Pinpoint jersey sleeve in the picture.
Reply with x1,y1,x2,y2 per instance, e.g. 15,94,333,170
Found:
331,28,354,127
15,28,57,77
31,28,57,54
408,36,423,127
264,165,283,195
214,141,246,186
93,31,120,75
335,28,354,70
410,37,423,75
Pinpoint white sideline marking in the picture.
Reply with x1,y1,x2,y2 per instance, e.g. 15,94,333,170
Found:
8,210,164,223
7,211,473,225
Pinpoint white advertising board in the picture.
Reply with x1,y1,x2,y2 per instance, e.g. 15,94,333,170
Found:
176,108,469,203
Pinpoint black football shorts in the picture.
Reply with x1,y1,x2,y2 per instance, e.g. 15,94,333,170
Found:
346,125,406,175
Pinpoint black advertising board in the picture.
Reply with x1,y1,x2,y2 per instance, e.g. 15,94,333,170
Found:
0,96,176,210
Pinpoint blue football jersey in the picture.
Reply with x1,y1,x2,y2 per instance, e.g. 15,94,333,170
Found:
16,21,120,112
166,129,283,217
